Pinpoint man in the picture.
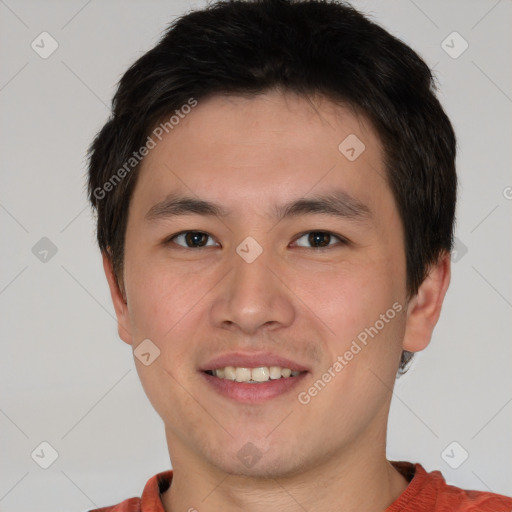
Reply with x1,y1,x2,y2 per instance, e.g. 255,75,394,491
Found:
86,0,512,510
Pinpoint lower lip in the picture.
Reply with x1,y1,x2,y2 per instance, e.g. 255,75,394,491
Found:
200,371,308,403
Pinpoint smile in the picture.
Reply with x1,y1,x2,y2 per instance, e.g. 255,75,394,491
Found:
204,366,303,383
201,367,308,403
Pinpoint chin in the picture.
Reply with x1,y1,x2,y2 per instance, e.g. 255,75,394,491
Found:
205,441,311,480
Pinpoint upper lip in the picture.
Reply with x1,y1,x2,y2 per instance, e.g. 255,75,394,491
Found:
200,352,310,372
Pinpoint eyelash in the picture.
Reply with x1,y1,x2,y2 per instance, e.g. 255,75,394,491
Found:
164,230,349,250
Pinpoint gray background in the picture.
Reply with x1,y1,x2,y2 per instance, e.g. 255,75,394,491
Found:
1,0,511,510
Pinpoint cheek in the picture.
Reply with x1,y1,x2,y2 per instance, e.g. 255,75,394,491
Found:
292,259,408,412
124,260,213,413
124,254,214,344
291,257,404,348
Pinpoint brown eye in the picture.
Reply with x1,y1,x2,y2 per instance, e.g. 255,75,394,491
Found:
294,231,343,249
170,231,217,248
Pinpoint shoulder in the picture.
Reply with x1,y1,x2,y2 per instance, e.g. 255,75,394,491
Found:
390,461,512,511
434,473,512,511
88,470,173,512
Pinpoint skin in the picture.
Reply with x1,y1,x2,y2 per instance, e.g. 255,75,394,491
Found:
103,89,451,512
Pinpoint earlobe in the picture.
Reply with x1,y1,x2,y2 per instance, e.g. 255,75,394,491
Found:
402,252,451,353
102,252,133,346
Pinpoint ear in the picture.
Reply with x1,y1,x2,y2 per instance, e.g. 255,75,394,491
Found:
402,251,451,353
102,252,133,346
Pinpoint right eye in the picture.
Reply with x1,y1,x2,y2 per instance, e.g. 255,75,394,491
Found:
166,231,219,249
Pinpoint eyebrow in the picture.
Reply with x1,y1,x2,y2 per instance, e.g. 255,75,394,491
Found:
145,190,371,223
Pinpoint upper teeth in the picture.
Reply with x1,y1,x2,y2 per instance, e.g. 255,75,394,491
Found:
210,366,301,383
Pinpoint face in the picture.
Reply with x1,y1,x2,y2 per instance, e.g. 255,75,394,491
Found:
111,90,412,478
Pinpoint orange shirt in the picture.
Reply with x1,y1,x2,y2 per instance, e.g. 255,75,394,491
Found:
90,461,512,511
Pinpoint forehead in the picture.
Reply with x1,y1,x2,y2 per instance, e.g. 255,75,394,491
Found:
131,90,391,221
147,90,382,161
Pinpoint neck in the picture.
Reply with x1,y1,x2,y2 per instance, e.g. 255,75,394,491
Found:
161,425,409,512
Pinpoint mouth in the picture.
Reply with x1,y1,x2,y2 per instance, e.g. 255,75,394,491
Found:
199,354,309,403
204,366,304,383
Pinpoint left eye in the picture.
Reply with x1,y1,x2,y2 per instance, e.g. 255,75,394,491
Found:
293,231,345,249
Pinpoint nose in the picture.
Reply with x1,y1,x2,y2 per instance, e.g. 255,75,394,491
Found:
209,246,295,335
